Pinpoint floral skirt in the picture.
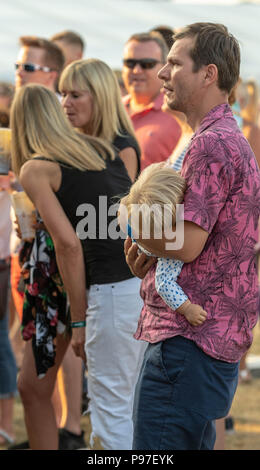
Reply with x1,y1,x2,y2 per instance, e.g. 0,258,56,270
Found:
19,230,70,378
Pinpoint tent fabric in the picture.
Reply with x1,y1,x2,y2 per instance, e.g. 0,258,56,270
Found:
1,0,260,83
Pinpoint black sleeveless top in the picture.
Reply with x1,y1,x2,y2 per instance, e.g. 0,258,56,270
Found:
113,131,141,178
54,155,133,287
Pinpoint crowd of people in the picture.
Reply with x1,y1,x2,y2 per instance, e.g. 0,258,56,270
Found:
0,22,259,451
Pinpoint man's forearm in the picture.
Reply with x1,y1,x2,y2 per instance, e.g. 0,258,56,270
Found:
135,221,209,263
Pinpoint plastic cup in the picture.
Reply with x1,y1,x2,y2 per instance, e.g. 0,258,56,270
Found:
0,128,11,175
10,191,36,240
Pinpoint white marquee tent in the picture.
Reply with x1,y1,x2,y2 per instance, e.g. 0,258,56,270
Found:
1,0,260,84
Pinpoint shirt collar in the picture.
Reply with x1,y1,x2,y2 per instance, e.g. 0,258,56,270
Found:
193,103,233,138
123,92,164,114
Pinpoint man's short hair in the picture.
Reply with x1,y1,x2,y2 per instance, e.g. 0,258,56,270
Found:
125,31,169,63
50,30,85,52
19,36,65,73
0,82,15,112
173,22,240,93
150,25,175,50
0,82,15,100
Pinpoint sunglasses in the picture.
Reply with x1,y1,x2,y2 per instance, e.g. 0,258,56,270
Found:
15,62,53,73
123,58,162,70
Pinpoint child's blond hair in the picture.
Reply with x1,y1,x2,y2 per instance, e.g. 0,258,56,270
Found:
120,163,186,237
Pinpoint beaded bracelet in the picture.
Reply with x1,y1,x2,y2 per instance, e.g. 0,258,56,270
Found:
71,321,86,328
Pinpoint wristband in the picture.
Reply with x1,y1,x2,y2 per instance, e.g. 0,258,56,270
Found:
71,321,86,328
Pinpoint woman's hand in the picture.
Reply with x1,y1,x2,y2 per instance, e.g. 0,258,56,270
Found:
71,326,87,364
14,217,22,239
124,236,156,279
33,220,47,232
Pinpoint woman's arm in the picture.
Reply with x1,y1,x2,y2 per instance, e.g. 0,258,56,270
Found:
119,147,138,182
19,160,87,361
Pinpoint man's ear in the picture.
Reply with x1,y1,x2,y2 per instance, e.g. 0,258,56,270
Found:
75,50,83,60
204,63,218,86
49,70,59,89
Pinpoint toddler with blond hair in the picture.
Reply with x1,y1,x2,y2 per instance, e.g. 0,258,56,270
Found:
119,163,207,326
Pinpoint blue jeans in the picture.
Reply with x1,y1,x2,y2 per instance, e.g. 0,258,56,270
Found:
133,336,239,450
0,262,18,398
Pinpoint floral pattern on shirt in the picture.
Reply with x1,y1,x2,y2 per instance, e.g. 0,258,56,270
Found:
134,104,260,363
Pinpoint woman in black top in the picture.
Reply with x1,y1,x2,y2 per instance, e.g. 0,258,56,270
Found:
11,84,146,450
58,59,146,450
59,58,141,182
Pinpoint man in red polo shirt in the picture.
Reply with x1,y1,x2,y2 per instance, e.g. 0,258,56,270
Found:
122,32,181,170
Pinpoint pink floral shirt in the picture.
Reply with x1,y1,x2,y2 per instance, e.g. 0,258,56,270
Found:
134,104,260,363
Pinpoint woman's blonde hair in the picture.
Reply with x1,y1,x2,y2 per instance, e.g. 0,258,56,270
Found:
120,163,186,236
10,84,114,175
59,58,139,145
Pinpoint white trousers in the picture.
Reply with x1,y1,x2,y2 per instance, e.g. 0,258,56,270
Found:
85,277,147,450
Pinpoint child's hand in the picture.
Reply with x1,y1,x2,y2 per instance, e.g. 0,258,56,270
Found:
183,303,207,326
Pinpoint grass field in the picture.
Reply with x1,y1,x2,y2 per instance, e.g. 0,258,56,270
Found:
1,325,260,451
225,323,260,450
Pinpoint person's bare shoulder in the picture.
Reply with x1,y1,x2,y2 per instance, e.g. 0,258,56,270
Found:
19,158,61,192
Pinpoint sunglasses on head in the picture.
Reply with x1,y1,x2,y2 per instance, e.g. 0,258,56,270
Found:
15,62,53,73
123,58,162,70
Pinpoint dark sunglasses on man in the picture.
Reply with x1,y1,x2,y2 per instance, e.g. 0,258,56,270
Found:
123,58,162,70
15,63,53,73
